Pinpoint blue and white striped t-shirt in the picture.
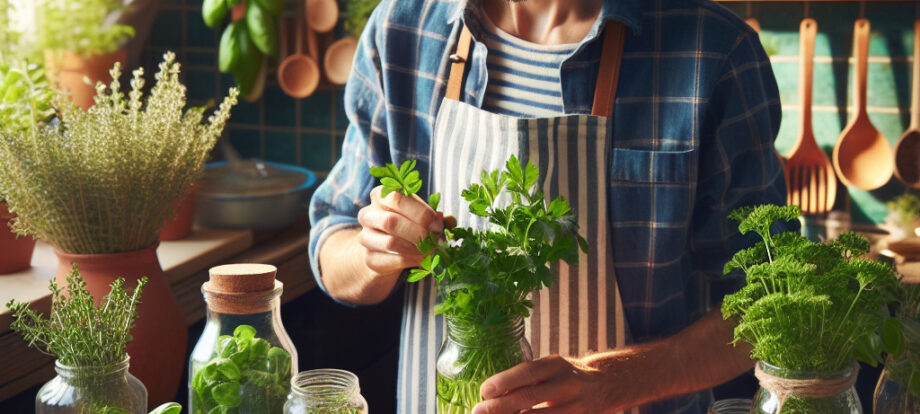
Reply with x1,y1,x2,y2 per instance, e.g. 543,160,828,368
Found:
480,17,578,118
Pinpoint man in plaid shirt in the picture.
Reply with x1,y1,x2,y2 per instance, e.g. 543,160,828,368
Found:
309,0,789,412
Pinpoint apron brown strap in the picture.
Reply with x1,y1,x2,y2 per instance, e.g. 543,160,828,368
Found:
445,21,627,112
445,25,474,101
591,22,627,117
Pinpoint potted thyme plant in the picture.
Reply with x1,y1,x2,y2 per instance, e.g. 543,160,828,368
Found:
36,0,135,109
7,266,149,413
721,204,901,413
0,51,238,404
371,156,587,413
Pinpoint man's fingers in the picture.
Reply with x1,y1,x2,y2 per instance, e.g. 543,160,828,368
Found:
472,378,577,414
480,355,571,400
371,185,443,233
363,250,422,275
358,206,429,244
358,228,422,256
523,401,578,414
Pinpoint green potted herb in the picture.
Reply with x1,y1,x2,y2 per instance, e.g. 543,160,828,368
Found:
202,0,281,101
886,192,920,240
371,156,587,413
7,265,149,413
721,204,901,413
0,51,238,404
0,57,55,274
36,0,135,109
874,283,920,413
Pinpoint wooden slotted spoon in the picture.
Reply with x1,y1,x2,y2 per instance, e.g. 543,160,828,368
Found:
833,18,894,190
785,18,837,215
893,20,920,188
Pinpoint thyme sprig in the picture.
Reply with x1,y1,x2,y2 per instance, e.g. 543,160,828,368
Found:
6,265,147,367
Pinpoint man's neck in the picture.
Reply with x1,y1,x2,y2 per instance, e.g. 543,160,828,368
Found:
482,0,603,45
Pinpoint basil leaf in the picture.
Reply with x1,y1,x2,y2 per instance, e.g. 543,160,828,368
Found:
211,381,242,407
202,0,228,28
234,324,257,341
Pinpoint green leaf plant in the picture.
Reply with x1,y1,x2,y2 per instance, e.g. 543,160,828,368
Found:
191,324,292,414
371,155,587,411
35,0,134,55
722,204,902,373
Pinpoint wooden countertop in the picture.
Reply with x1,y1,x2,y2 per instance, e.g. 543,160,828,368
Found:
0,219,315,402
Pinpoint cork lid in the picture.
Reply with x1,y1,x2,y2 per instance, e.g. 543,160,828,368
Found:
207,263,277,292
202,264,282,314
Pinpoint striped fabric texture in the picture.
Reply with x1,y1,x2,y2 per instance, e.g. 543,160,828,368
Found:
308,0,793,412
479,16,576,117
422,101,634,414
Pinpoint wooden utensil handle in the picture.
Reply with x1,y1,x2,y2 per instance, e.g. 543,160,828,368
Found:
911,20,920,129
853,18,870,114
800,18,817,136
306,25,319,60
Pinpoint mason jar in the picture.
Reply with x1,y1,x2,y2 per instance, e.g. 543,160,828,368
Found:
874,364,920,413
36,357,147,414
189,264,298,414
436,315,532,414
284,369,369,413
752,361,861,414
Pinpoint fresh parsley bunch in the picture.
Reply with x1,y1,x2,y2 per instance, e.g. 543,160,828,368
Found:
722,204,901,373
371,156,587,327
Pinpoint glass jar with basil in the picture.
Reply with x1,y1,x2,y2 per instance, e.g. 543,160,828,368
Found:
189,264,298,414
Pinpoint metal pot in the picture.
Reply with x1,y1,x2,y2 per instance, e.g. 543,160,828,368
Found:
195,160,317,230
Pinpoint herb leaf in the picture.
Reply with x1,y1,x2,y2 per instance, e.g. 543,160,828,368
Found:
370,159,422,198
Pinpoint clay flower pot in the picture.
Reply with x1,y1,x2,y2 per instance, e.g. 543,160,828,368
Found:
44,49,128,110
159,183,201,241
0,202,36,274
55,245,188,406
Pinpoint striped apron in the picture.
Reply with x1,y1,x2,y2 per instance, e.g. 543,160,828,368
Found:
397,22,636,414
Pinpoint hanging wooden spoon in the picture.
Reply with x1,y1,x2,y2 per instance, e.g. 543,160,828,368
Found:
833,18,894,190
745,17,761,33
894,20,920,188
306,0,338,33
785,18,837,214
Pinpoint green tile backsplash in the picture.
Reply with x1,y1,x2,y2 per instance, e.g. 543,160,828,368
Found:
723,1,919,224
143,0,346,179
148,1,916,224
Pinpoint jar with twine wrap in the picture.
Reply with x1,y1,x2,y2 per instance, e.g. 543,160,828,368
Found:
188,264,299,413
752,360,862,414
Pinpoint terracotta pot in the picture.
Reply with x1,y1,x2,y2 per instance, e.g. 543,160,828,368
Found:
55,245,187,407
159,183,201,241
0,203,36,274
44,49,128,110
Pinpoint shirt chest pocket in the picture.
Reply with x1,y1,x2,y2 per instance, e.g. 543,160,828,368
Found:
606,147,697,267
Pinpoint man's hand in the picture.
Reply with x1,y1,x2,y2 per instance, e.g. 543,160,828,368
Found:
471,354,623,414
356,185,443,278
471,350,659,414
471,309,754,413
318,185,443,305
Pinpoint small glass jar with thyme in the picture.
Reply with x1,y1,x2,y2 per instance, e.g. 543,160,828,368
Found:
284,369,368,414
37,357,146,414
189,264,298,414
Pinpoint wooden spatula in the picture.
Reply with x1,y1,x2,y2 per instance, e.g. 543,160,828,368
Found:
784,18,837,215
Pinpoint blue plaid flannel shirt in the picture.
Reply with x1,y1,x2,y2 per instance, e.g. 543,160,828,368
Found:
310,0,788,390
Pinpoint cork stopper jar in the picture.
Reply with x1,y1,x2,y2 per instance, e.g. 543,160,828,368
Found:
188,264,299,413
